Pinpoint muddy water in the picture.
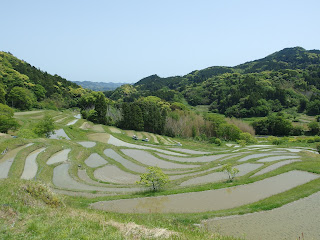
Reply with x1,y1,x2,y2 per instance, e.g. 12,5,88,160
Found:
94,165,140,184
77,141,96,148
251,160,301,177
169,148,211,155
90,170,319,213
257,155,300,162
85,153,108,168
237,153,277,162
21,147,46,180
180,163,263,186
0,144,33,179
156,153,232,163
49,129,70,140
66,119,78,126
202,191,320,240
53,163,140,193
104,149,146,173
121,149,199,169
47,149,71,165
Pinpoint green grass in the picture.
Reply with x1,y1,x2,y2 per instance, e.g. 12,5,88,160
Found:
2,109,320,239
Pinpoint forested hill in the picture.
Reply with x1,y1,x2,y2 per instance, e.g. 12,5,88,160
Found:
128,47,320,117
73,80,127,91
0,51,86,110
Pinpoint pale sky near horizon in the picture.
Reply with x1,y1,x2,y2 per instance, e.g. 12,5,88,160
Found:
1,0,320,83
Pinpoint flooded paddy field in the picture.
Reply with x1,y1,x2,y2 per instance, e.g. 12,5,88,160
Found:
202,191,320,240
121,149,200,169
77,141,96,148
104,149,146,173
84,153,108,168
91,171,319,213
47,149,71,165
94,165,140,184
21,147,46,180
180,163,263,186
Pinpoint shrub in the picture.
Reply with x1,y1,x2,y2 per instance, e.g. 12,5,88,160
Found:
226,118,255,135
316,144,320,154
239,132,257,144
291,125,304,136
23,182,62,207
314,136,320,142
308,121,320,135
307,138,315,143
214,138,222,146
217,124,242,141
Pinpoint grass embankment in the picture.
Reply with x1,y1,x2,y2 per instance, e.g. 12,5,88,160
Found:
0,179,240,240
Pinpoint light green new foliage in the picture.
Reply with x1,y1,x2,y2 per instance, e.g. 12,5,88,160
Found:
34,114,55,138
221,164,239,181
136,166,170,191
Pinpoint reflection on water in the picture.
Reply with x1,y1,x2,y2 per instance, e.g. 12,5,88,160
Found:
91,170,319,213
136,196,170,213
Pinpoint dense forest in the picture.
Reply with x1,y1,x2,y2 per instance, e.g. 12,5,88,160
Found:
105,47,320,118
0,51,86,110
1,47,320,140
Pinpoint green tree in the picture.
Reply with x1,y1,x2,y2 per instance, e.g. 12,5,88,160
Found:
221,164,239,182
0,84,6,104
308,121,320,135
136,166,170,191
7,87,35,110
34,115,55,138
0,103,19,133
94,92,108,124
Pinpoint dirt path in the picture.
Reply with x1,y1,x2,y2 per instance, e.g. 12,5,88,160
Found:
202,191,320,240
90,171,319,213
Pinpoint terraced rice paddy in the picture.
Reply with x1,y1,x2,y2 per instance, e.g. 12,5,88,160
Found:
21,147,46,180
77,141,96,148
3,111,320,239
202,191,320,240
88,133,110,143
91,171,319,213
0,144,33,178
47,149,71,165
94,165,140,184
107,135,187,156
121,149,200,169
156,152,232,162
180,163,263,186
104,149,146,173
49,129,70,140
84,153,108,168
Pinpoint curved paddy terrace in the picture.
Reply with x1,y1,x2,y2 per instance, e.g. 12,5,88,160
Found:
2,116,320,239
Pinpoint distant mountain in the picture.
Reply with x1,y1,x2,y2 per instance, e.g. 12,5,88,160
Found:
73,81,129,91
125,47,320,117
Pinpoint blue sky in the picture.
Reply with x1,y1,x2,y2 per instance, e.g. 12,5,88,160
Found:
1,0,320,83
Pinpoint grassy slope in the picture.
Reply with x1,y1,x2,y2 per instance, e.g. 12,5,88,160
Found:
2,109,320,239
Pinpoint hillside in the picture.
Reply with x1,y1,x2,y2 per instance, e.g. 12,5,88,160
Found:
0,51,85,110
124,47,320,117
